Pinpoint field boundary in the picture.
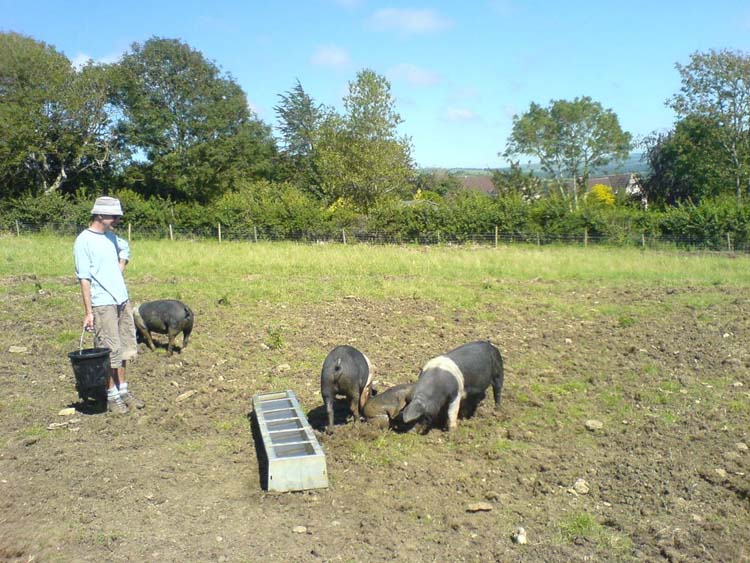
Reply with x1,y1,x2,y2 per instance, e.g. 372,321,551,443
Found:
3,221,749,252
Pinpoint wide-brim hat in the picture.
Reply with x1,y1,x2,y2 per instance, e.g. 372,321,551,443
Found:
91,196,123,216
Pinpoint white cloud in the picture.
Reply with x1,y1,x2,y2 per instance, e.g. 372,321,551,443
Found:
370,9,453,34
247,98,262,117
70,50,122,70
444,107,478,122
388,63,441,87
310,44,351,69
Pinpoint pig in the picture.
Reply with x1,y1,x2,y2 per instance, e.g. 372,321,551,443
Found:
362,383,415,428
320,345,373,431
132,300,194,356
401,341,504,432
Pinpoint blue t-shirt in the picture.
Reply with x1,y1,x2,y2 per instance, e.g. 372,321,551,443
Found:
73,229,129,306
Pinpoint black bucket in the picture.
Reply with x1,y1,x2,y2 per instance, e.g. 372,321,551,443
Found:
68,347,110,392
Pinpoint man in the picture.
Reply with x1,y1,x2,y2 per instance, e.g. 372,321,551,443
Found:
74,196,144,414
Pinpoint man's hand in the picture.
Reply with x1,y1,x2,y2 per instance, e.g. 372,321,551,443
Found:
83,312,94,332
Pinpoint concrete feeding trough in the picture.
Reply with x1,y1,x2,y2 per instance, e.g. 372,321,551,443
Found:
252,390,328,492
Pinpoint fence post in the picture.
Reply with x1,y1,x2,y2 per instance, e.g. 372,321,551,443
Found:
537,232,541,246
584,227,588,247
253,225,258,243
727,233,732,252
169,224,173,241
128,222,132,241
15,220,20,237
218,223,222,243
641,232,646,249
494,225,498,248
342,229,347,244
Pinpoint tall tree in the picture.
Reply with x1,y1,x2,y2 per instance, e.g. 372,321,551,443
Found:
112,37,277,203
643,115,732,206
503,96,631,207
670,49,750,200
274,79,326,197
315,69,414,212
0,32,117,197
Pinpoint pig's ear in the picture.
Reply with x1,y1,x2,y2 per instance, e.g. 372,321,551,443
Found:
402,401,423,423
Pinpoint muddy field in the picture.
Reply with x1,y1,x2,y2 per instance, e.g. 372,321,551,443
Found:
1,267,749,562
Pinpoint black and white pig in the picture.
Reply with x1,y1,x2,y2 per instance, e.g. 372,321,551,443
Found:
320,345,373,431
401,341,504,431
133,300,194,356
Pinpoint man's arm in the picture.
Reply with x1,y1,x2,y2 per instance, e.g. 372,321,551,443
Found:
79,278,94,330
116,236,130,273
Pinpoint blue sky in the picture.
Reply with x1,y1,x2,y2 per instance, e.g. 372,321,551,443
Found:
3,0,750,169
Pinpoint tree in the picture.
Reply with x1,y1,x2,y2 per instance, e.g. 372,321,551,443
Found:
491,161,542,201
642,115,732,205
503,96,632,208
669,49,750,200
0,32,117,197
412,170,462,197
112,37,277,203
314,69,414,212
274,79,327,197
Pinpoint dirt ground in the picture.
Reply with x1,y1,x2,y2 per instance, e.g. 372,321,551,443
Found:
1,273,749,562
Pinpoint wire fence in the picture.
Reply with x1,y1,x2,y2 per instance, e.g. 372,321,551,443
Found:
3,221,750,253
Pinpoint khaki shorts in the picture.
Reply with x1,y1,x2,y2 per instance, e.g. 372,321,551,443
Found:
93,301,138,368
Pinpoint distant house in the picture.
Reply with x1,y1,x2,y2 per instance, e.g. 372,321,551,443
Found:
458,175,497,196
588,173,647,207
564,173,646,206
584,173,642,196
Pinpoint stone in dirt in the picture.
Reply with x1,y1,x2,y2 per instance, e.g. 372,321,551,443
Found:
584,419,604,431
466,502,493,512
9,346,27,353
58,407,76,416
572,479,590,494
176,390,198,402
511,527,527,544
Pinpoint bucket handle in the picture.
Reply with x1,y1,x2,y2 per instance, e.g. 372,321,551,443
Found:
79,326,94,353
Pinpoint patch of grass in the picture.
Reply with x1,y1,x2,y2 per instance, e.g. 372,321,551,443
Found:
5,237,750,309
658,411,680,425
94,533,120,548
55,330,79,345
600,390,633,419
213,416,247,433
618,315,636,328
265,325,285,350
4,398,32,416
175,439,204,453
531,379,589,398
20,424,46,440
728,399,749,414
557,511,633,554
350,432,423,467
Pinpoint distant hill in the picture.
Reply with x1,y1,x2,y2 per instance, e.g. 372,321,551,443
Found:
422,152,651,178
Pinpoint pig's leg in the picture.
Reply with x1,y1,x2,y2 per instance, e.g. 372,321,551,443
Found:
349,395,361,423
446,394,461,431
167,330,178,355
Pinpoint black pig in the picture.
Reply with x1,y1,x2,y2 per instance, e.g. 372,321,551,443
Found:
401,341,504,431
133,300,194,355
320,345,373,431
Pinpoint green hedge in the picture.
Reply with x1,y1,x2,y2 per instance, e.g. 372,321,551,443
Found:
1,187,749,249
